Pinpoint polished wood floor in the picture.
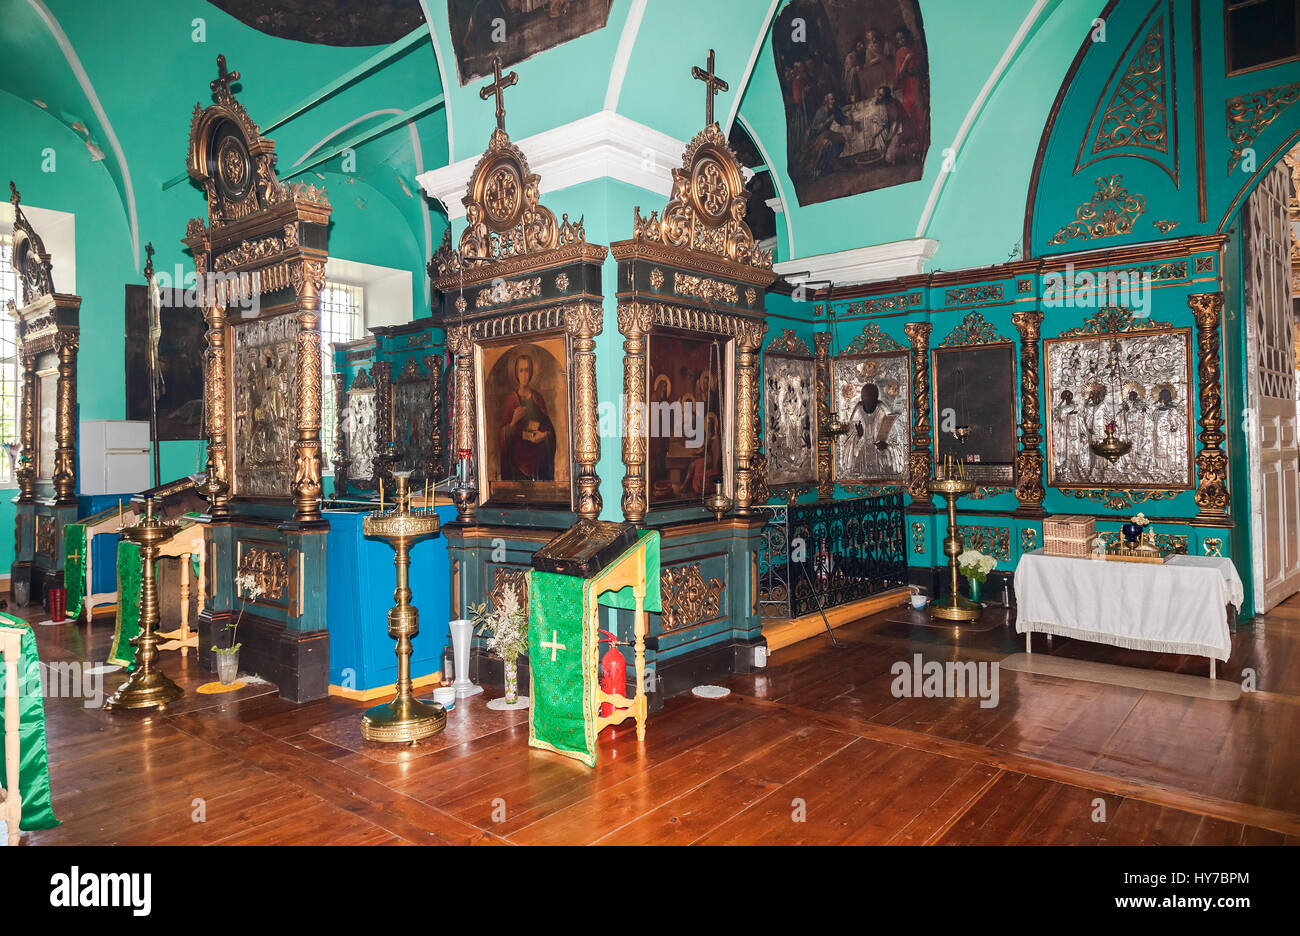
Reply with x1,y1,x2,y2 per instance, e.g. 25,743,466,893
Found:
11,593,1300,845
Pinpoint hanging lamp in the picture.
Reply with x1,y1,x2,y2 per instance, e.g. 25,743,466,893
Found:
1089,339,1132,464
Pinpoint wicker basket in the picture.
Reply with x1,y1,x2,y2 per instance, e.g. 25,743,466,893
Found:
1042,514,1097,557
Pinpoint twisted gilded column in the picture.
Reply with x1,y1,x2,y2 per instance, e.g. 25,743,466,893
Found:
619,302,652,522
15,349,36,505
814,333,833,500
733,320,767,515
52,330,78,506
1011,308,1045,514
332,372,347,481
290,258,326,526
372,360,395,489
903,321,933,500
446,325,477,523
198,247,231,520
427,353,443,478
1189,292,1229,524
566,301,603,520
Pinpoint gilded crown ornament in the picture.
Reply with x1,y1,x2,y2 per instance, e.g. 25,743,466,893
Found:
630,51,772,271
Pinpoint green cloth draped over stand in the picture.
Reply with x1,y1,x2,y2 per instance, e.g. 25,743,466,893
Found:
107,539,142,672
0,612,60,830
63,523,87,620
528,531,661,767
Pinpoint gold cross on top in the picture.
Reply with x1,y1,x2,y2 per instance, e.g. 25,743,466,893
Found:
480,56,519,133
691,49,728,127
210,54,240,98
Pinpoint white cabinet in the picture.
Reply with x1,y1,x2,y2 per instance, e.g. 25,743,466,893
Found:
79,420,150,495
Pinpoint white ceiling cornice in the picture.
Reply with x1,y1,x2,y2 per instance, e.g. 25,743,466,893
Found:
775,239,939,288
416,110,685,220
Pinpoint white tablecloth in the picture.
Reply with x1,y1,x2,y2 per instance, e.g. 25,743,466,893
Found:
1014,549,1234,661
1164,555,1245,611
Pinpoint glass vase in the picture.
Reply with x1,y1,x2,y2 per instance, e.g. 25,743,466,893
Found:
504,659,519,705
965,576,982,604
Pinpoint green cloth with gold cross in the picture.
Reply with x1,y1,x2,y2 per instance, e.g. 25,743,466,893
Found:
63,523,87,620
0,612,60,831
527,530,660,767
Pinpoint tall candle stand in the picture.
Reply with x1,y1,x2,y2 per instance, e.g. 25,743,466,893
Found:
361,471,446,743
926,456,982,623
104,497,185,710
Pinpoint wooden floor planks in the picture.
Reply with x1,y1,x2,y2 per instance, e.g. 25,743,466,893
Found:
13,592,1300,846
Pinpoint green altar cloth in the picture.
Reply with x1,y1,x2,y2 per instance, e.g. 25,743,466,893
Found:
63,522,87,620
107,540,142,672
0,613,60,831
528,531,660,767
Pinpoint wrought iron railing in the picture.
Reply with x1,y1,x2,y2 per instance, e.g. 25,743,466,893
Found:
758,494,907,619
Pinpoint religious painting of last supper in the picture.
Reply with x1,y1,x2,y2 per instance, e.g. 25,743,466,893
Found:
2,0,1296,888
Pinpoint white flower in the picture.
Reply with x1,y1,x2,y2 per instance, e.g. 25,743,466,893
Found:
1130,513,1149,526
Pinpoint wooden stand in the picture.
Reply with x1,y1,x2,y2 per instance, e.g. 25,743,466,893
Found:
587,545,649,741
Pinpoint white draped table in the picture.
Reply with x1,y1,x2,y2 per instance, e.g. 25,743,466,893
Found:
1013,549,1242,671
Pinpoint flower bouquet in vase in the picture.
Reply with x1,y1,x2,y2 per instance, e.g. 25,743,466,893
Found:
957,549,995,604
214,570,262,685
470,585,530,710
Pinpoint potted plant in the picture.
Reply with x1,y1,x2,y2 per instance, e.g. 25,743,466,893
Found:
214,570,262,685
957,548,995,604
469,586,529,705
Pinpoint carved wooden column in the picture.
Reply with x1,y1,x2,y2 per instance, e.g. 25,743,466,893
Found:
446,325,477,523
566,301,603,520
52,330,78,505
903,321,933,500
15,349,36,505
427,353,443,478
332,372,347,481
290,259,326,526
196,244,231,521
1011,308,1046,515
733,321,766,515
1189,292,1229,524
372,360,395,489
619,302,652,523
814,332,834,500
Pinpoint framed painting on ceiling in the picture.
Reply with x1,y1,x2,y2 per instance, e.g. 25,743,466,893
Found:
447,0,615,84
772,0,930,206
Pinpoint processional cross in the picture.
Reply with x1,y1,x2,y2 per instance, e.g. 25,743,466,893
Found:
691,49,728,127
480,56,519,132
210,54,240,98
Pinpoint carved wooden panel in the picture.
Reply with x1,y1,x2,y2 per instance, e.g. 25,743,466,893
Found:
232,316,299,497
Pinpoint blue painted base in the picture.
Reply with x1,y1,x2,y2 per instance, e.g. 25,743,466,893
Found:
324,505,455,693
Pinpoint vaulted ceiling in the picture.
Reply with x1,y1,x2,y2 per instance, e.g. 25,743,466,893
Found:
0,0,1111,286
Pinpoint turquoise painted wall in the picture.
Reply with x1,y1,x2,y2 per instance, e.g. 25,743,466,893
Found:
0,0,450,574
1031,0,1300,251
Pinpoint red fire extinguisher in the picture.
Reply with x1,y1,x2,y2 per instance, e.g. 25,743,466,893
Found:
598,629,625,717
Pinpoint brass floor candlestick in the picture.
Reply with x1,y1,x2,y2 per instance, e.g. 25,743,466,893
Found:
105,497,185,710
361,472,446,743
927,457,982,623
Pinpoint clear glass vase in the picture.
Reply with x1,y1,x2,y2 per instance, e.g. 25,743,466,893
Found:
216,648,239,685
503,659,519,704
